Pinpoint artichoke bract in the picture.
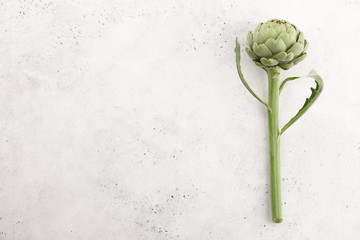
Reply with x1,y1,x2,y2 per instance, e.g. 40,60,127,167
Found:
246,19,308,70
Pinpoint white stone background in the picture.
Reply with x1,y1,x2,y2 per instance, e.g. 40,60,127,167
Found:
0,0,359,239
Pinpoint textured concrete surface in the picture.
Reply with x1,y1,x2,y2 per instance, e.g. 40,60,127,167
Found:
1,0,360,239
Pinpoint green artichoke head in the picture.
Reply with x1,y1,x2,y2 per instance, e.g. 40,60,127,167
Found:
246,19,308,70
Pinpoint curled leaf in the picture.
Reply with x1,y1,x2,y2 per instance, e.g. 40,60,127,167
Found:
280,70,324,134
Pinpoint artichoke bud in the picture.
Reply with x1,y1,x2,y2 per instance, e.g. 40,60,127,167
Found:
246,19,308,70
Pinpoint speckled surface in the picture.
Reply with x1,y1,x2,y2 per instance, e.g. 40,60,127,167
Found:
0,0,360,239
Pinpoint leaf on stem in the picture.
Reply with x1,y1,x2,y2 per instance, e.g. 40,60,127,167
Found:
235,38,269,108
280,70,324,134
279,76,300,94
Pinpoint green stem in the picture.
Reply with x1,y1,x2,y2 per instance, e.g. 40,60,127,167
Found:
267,67,282,223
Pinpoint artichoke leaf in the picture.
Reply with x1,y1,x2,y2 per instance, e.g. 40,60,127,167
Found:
235,38,269,108
279,76,301,94
280,70,324,134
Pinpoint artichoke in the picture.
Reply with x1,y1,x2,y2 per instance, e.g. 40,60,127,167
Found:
235,19,323,224
246,19,308,70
